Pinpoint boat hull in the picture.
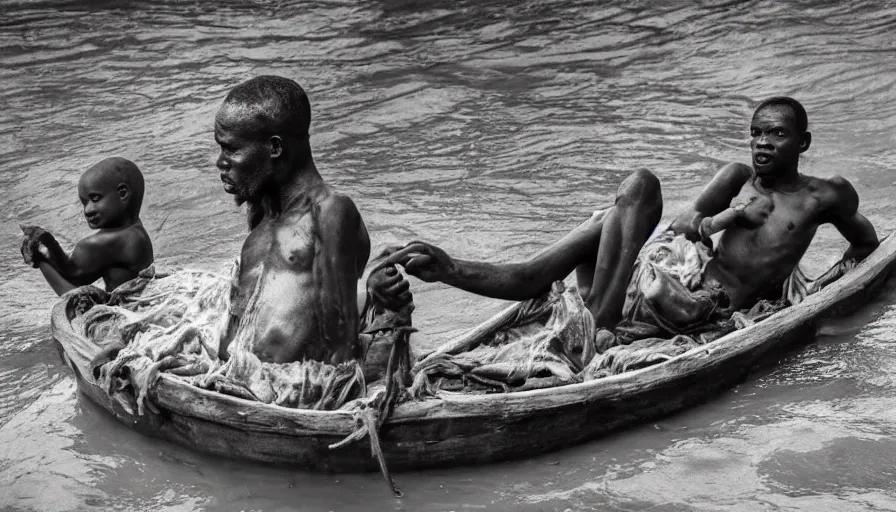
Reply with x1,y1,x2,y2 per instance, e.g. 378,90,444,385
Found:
51,235,896,472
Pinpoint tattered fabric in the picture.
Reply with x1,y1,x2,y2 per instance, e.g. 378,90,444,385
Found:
81,264,408,416
409,232,855,397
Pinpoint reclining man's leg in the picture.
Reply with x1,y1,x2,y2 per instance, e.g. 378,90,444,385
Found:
577,169,663,329
380,170,662,328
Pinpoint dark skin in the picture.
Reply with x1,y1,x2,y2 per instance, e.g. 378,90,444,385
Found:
215,101,409,364
382,104,879,329
20,159,153,295
381,169,664,329
669,104,879,308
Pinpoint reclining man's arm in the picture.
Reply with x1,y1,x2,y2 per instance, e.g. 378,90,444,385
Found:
827,176,879,262
670,162,753,241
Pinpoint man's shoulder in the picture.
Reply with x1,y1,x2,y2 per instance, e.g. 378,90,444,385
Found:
804,174,860,217
819,174,855,192
318,190,358,210
803,174,856,199
316,190,361,224
312,190,368,257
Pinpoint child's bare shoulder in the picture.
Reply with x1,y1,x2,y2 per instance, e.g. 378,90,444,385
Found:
119,224,153,264
82,224,153,265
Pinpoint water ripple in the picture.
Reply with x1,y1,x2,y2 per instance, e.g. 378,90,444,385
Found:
1,0,896,510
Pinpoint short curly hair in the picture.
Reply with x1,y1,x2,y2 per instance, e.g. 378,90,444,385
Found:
754,96,808,134
83,157,145,214
223,75,311,139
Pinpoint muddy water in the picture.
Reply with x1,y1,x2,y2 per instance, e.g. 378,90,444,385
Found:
1,0,896,510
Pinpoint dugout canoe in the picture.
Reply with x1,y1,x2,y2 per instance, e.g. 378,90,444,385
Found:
51,234,896,473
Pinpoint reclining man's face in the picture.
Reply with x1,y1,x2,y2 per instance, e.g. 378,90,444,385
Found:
214,107,272,205
749,105,805,177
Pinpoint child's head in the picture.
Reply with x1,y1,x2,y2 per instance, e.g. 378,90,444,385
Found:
77,157,145,229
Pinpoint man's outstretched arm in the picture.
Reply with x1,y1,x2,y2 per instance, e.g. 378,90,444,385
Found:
827,176,879,262
381,243,541,301
381,212,604,301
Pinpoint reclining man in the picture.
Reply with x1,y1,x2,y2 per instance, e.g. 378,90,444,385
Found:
382,97,880,349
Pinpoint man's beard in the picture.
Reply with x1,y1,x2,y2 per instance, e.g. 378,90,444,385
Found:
231,182,264,207
232,183,274,230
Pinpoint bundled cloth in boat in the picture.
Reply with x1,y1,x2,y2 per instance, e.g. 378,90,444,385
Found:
409,231,855,397
581,231,855,379
409,282,595,398
78,264,410,416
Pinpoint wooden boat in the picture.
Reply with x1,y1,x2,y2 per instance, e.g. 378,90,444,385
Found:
51,234,896,473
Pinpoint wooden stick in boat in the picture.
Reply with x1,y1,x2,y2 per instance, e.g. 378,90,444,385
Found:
414,301,523,368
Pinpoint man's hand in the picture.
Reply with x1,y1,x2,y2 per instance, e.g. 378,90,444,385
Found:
670,214,704,243
669,162,754,244
733,195,773,228
367,265,412,311
381,241,458,284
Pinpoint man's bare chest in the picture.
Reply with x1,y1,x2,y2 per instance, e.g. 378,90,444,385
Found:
730,182,821,237
240,213,318,274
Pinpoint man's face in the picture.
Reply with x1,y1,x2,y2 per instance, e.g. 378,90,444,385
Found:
214,104,272,204
750,105,806,176
78,170,128,229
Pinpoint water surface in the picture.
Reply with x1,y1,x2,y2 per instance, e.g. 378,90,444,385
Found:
2,0,896,510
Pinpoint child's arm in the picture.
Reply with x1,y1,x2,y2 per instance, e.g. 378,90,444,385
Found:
38,261,77,296
44,234,118,286
23,227,119,289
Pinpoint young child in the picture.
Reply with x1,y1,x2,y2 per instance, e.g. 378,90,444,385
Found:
20,157,154,295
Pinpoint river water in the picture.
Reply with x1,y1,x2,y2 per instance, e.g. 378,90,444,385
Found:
2,0,896,510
